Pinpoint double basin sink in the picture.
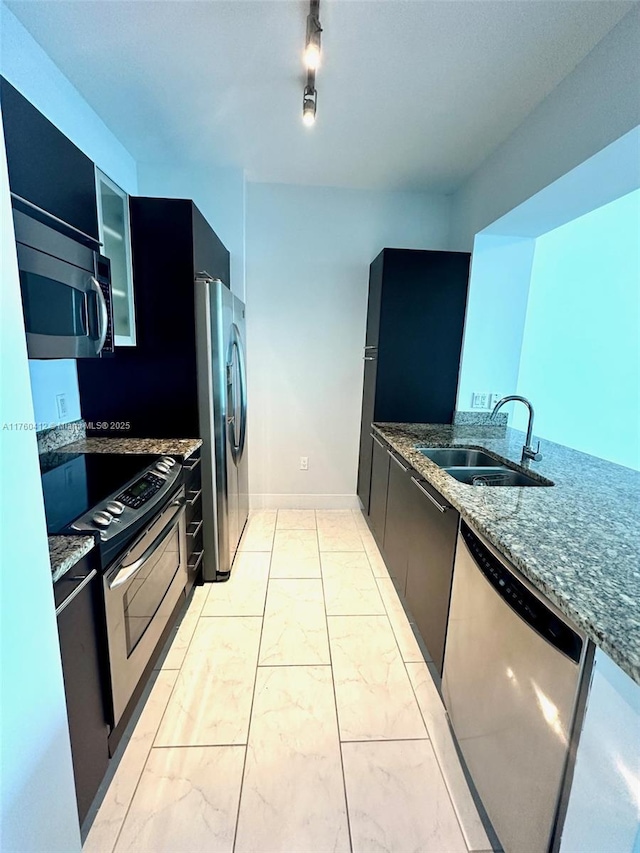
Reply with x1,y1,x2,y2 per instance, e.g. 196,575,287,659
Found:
417,447,553,487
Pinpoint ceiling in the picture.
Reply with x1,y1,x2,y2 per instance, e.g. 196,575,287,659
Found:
5,0,634,192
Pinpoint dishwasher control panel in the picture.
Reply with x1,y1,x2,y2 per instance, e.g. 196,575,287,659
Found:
461,522,583,663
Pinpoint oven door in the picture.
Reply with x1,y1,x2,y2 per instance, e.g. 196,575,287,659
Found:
17,241,109,359
104,488,187,727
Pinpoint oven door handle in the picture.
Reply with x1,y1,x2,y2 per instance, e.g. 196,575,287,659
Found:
108,500,185,590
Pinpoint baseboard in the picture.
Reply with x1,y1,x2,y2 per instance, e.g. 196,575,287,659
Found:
249,494,361,510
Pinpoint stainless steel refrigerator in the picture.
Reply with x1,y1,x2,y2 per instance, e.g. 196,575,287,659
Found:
195,275,249,581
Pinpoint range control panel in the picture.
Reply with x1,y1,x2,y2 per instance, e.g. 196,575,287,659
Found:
71,456,181,540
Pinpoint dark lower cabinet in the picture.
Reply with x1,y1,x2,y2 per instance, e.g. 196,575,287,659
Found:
404,478,459,676
56,561,110,825
369,433,390,541
383,452,416,596
368,433,460,677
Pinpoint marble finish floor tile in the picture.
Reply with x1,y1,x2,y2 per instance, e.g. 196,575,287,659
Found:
276,509,317,530
321,552,386,616
201,552,270,617
84,671,178,853
361,534,390,578
315,509,359,533
156,586,209,670
376,576,427,662
269,529,321,578
407,661,492,852
235,666,350,853
259,579,330,665
239,510,277,551
342,739,467,853
351,509,370,531
318,526,366,552
114,746,245,853
328,615,427,741
155,617,261,747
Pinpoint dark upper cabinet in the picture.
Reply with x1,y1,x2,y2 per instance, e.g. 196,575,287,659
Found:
357,249,470,512
77,197,230,438
1,77,99,240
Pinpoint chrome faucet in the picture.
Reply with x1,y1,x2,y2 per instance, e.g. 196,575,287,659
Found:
491,395,542,465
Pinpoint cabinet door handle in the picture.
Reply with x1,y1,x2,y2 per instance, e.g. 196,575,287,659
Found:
364,345,377,350
370,433,385,449
363,356,376,361
186,489,202,507
411,477,447,513
184,456,201,472
55,569,98,616
388,451,408,472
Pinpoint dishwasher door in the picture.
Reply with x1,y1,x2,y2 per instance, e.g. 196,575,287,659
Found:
442,522,587,853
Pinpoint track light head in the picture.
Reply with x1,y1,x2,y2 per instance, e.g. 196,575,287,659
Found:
302,84,317,127
304,13,322,70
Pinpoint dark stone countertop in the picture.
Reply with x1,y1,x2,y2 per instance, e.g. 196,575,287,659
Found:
373,422,640,685
49,535,96,584
61,437,202,459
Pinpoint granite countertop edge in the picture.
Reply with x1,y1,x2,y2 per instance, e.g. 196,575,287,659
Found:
60,437,203,458
49,535,96,584
372,421,640,685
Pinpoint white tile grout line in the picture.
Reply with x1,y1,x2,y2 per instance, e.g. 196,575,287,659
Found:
315,512,354,853
231,517,274,853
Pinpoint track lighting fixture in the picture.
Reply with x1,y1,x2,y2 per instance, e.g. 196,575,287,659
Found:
302,0,321,126
302,81,317,127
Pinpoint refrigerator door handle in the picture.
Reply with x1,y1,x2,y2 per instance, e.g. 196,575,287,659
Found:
233,323,248,464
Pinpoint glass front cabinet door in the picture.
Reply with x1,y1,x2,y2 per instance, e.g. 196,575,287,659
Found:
95,169,136,346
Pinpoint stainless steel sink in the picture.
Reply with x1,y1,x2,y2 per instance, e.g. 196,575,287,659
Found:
418,447,504,467
443,466,552,487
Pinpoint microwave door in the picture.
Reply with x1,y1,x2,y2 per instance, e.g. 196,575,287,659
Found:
17,242,106,358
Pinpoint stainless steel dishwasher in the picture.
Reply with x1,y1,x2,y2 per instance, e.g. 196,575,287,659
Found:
442,521,590,853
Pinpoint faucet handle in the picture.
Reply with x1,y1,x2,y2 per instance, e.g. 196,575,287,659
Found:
524,440,542,462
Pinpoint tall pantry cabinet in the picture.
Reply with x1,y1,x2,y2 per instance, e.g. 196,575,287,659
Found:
357,248,471,512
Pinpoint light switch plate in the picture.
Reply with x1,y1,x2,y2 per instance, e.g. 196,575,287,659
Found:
56,393,68,419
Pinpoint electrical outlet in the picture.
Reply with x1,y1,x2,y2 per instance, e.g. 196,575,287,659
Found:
56,393,68,419
471,392,488,410
471,391,498,411
300,456,309,471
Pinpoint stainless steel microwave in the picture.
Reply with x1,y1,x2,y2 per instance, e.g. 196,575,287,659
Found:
13,203,114,358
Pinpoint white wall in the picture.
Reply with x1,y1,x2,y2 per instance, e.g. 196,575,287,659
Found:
513,190,640,470
137,162,246,301
0,103,81,853
245,182,451,507
456,235,535,412
0,3,138,427
448,6,640,252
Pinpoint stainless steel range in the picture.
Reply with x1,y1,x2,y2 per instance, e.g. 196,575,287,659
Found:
41,452,188,733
